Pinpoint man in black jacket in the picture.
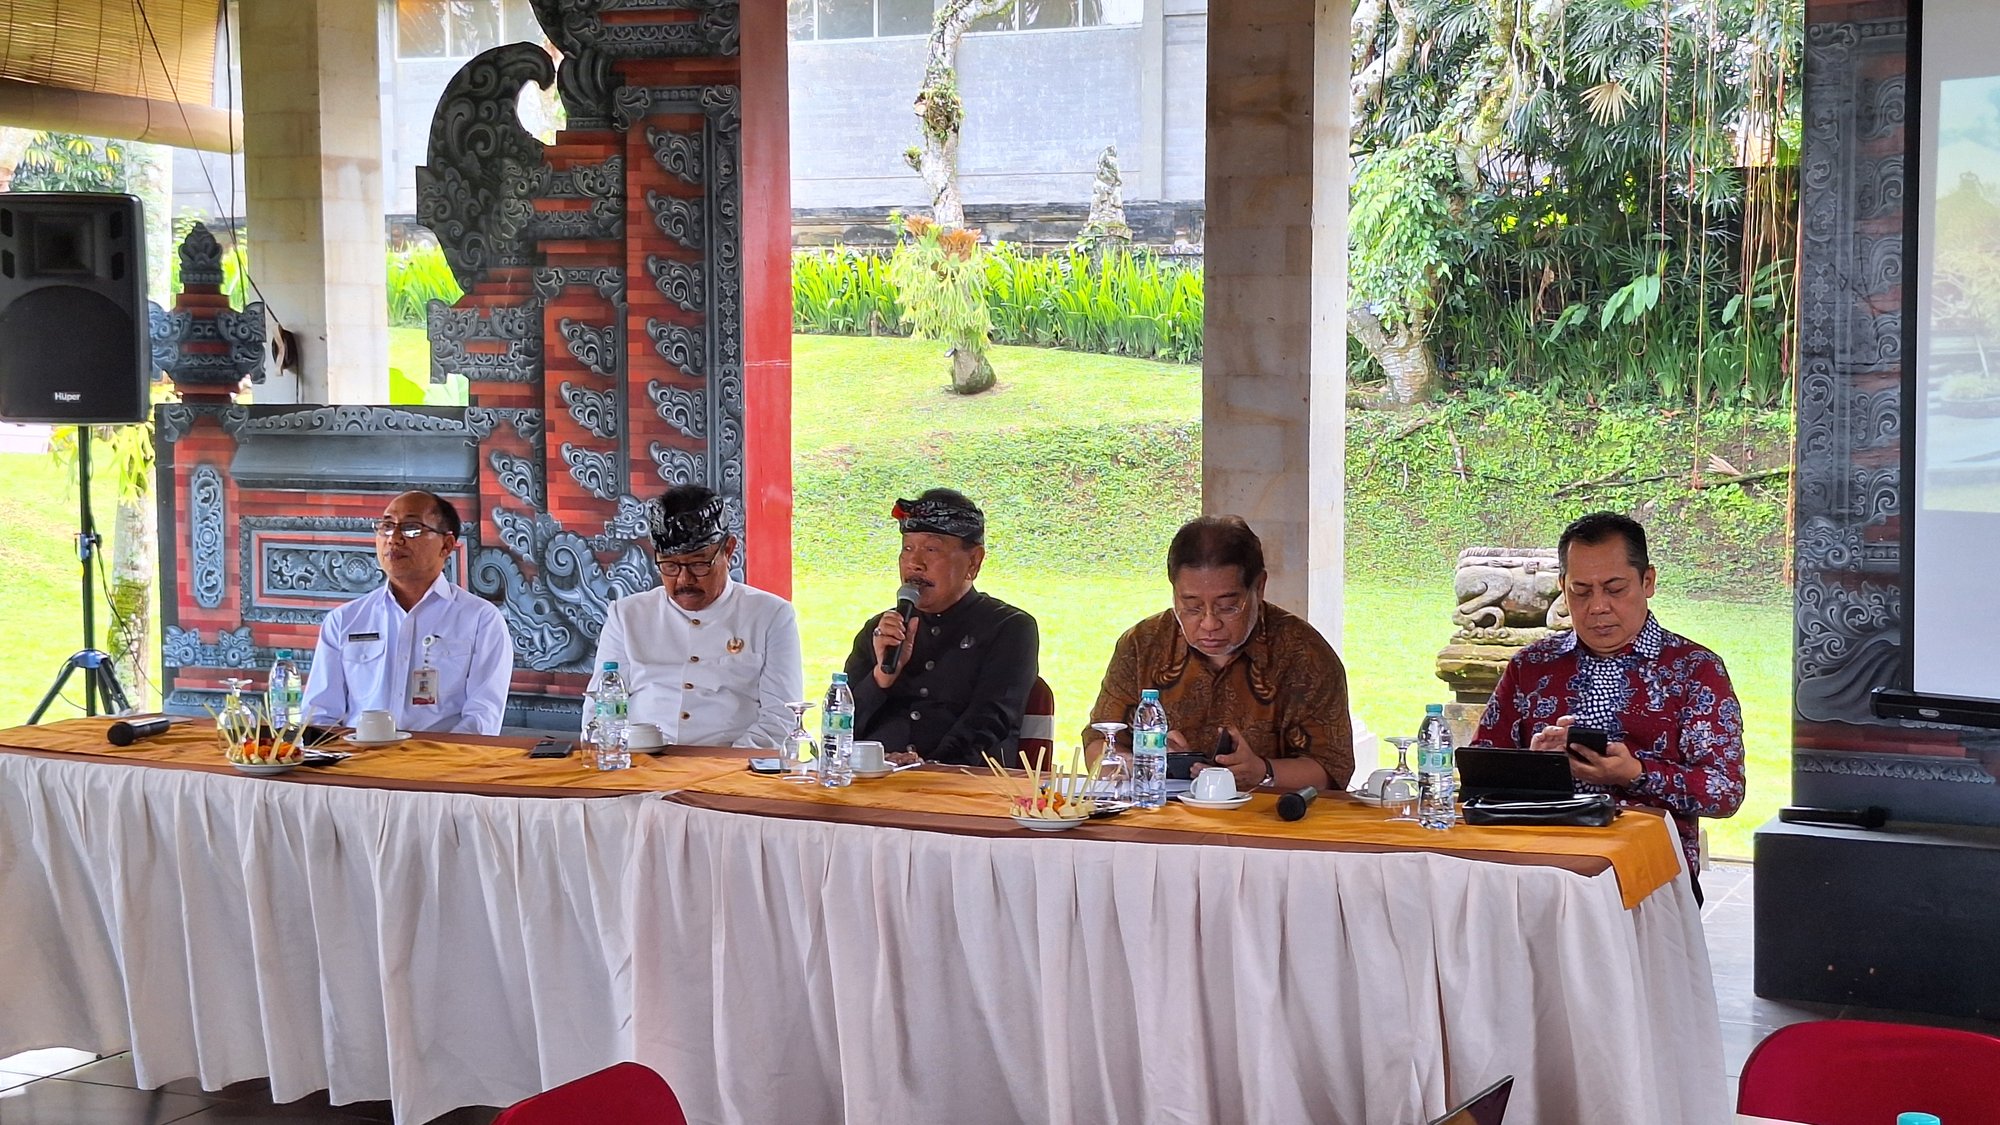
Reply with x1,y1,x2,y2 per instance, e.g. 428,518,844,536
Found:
842,488,1040,766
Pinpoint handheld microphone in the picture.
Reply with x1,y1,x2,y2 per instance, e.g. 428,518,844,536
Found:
882,582,922,675
107,715,184,746
1277,786,1319,822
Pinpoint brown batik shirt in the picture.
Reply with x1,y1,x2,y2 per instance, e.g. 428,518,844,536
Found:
1084,603,1355,788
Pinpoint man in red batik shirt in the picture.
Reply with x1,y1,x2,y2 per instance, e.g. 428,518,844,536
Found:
1474,511,1745,904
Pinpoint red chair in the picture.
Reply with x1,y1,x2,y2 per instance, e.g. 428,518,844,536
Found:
1017,675,1056,770
1736,1019,2000,1125
493,1061,687,1125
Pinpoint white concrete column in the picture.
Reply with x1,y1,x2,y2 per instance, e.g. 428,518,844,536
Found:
1201,0,1348,644
1132,0,1167,201
239,0,388,404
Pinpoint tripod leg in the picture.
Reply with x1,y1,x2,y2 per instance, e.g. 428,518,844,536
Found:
91,659,131,715
28,658,84,725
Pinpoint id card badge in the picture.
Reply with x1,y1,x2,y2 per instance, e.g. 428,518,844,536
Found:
408,634,440,707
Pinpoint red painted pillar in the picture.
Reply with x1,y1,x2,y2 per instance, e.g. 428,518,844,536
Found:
739,0,794,599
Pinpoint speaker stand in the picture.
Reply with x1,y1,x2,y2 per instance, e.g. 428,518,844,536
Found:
28,426,130,723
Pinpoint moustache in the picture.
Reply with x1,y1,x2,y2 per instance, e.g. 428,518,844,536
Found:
674,585,705,597
904,577,934,589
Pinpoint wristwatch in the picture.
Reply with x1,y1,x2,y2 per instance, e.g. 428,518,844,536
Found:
1260,758,1275,788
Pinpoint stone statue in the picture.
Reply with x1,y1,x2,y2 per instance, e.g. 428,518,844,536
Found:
1073,144,1132,254
1435,547,1573,745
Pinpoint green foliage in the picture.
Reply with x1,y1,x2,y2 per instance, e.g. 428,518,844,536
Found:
1348,136,1482,332
11,133,127,192
796,243,1204,363
886,214,992,348
387,245,463,327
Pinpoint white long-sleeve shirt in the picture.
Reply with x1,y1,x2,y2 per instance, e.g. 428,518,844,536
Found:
300,574,515,735
584,579,803,748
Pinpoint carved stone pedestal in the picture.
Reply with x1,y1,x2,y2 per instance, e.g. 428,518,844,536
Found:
1435,547,1572,745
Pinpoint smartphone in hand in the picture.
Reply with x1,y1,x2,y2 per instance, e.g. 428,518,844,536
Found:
1566,726,1610,756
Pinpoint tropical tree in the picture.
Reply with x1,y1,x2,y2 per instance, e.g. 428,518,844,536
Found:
1346,0,1803,406
905,0,1015,230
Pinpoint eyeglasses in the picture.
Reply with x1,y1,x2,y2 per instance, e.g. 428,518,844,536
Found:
1174,600,1253,626
373,519,448,540
656,545,727,577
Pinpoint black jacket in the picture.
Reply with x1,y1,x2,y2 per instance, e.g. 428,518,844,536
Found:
842,589,1039,766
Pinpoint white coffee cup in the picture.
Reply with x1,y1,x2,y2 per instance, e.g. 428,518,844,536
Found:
1364,768,1415,802
851,740,886,773
356,710,397,742
1192,766,1238,801
1365,768,1398,796
625,722,665,750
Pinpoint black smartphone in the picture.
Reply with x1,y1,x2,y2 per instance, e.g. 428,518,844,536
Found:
527,739,574,759
1166,751,1209,781
746,757,783,774
1567,726,1610,754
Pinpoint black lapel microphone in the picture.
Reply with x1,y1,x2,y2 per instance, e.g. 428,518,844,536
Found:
107,715,187,746
881,582,922,675
1277,786,1320,822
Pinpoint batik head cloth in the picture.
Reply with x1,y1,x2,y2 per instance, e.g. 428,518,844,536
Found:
892,495,984,545
649,496,729,557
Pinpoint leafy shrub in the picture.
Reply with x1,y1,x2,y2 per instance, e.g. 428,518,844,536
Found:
387,245,463,327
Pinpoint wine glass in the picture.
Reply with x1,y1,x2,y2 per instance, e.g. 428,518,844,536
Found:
781,700,818,783
1383,736,1420,822
1090,721,1129,803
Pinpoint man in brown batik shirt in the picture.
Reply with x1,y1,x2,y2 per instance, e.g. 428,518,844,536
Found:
1085,516,1355,792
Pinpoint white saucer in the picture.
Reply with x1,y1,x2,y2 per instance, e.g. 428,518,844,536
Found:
1176,792,1253,810
1349,790,1390,806
343,731,411,747
1010,814,1089,832
230,761,299,776
852,766,895,779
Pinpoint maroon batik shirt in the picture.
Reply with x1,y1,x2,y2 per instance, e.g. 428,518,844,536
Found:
1473,614,1746,873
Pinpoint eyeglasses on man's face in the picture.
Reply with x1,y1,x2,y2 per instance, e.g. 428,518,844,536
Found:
1174,599,1252,626
656,544,727,577
373,518,448,540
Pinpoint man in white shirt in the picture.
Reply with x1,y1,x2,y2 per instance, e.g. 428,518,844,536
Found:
300,491,515,735
584,485,803,748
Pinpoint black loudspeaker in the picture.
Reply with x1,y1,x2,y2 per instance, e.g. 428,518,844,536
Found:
0,193,149,424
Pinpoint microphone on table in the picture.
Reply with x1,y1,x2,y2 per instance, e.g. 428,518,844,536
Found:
107,715,188,746
881,581,922,675
1277,786,1320,822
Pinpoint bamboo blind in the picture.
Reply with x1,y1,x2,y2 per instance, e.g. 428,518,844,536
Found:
0,0,218,106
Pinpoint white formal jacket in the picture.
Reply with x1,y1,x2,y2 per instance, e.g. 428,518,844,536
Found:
299,574,515,735
584,579,803,748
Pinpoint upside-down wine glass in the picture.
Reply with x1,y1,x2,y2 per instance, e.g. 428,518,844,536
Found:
781,700,819,783
1384,736,1419,822
1090,721,1129,803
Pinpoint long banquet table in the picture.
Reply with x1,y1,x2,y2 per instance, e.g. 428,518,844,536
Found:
0,719,1729,1124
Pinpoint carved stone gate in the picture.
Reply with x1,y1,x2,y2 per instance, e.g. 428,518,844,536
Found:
155,0,789,728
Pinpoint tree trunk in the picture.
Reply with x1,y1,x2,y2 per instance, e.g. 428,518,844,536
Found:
911,0,1012,229
948,338,995,395
1347,304,1441,406
107,486,155,709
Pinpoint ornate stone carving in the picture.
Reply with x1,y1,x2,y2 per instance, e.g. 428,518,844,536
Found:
1795,17,1911,725
155,403,197,442
558,318,620,377
644,126,702,182
1797,749,1995,785
224,405,472,437
162,625,258,670
645,319,703,376
649,441,704,485
532,266,625,303
560,381,619,439
646,380,706,438
262,545,386,598
430,299,543,383
528,0,738,63
1452,548,1570,638
415,43,556,289
491,450,545,508
471,511,656,672
646,189,704,248
562,442,623,500
189,465,226,610
464,407,543,444
178,221,226,286
647,255,704,312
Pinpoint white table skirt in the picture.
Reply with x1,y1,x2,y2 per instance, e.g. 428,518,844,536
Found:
0,751,1729,1124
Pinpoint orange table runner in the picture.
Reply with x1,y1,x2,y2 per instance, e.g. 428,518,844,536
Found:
0,719,1680,908
0,718,749,798
674,765,1682,909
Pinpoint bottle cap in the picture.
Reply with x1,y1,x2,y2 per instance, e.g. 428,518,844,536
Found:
276,649,292,660
832,672,848,683
603,661,619,672
1425,703,1443,714
1898,1114,1943,1125
1141,688,1160,701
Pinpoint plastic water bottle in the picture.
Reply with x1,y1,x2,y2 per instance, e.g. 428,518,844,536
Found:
1417,703,1456,830
592,662,630,770
819,672,855,788
267,650,302,729
1131,689,1169,808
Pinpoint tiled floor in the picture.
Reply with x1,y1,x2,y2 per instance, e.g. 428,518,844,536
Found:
6,862,1997,1122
